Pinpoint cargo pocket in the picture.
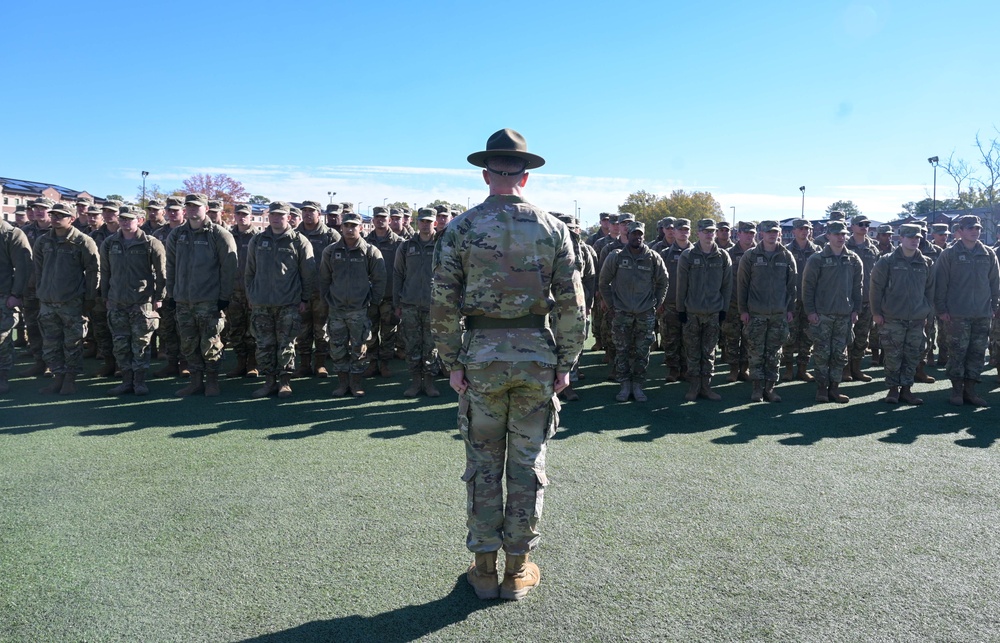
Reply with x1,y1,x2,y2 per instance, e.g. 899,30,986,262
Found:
461,465,477,517
545,397,560,441
457,394,471,442
531,469,549,523
142,306,160,332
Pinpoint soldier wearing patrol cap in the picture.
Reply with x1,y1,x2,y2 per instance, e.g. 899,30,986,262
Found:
14,204,29,228
294,200,341,378
801,220,863,403
325,202,343,232
166,193,238,397
934,214,1000,406
927,222,952,367
87,200,123,377
401,208,416,238
73,197,92,231
142,199,167,234
0,211,32,393
432,128,585,601
737,220,796,402
715,220,733,250
813,210,847,247
723,221,756,382
206,199,224,225
288,206,301,229
388,208,411,239
649,217,676,253
875,224,894,255
393,207,441,398
587,211,612,247
152,196,188,377
18,198,54,376
658,217,692,380
320,210,386,398
677,219,732,402
34,202,100,395
101,205,166,397
590,212,619,353
782,219,819,381
870,223,933,405
599,220,668,402
224,203,259,378
843,214,881,383
365,206,404,377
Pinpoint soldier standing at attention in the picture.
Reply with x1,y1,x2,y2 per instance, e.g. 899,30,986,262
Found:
802,221,862,403
676,219,732,402
934,215,1000,406
225,203,259,378
0,215,32,393
737,220,796,402
393,208,440,398
206,200,224,226
166,193,238,397
34,202,100,395
325,203,343,233
723,221,755,382
659,218,691,380
869,223,896,366
781,219,819,382
869,224,934,405
432,129,585,601
88,200,122,377
101,205,166,396
245,202,314,399
813,210,846,247
844,214,880,383
20,198,55,377
153,196,187,377
364,206,404,378
599,220,667,402
294,200,340,378
715,220,734,250
141,199,167,235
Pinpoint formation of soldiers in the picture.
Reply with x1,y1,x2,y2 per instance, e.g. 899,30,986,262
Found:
0,194,459,401
580,210,1000,407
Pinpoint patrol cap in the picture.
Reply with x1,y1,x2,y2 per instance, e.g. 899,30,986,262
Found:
828,211,846,221
49,202,75,218
758,220,781,232
553,212,573,225
341,211,362,225
14,204,27,214
717,220,731,230
372,206,388,217
618,212,635,223
434,204,450,214
268,201,291,215
674,218,691,229
76,196,94,205
31,197,55,210
607,214,620,224
956,215,982,229
850,214,870,226
185,193,208,207
207,200,223,212
300,200,322,212
416,207,436,221
628,221,645,234
288,206,301,217
146,198,165,209
166,196,184,210
102,199,123,213
325,203,342,214
118,205,140,219
234,203,252,215
662,217,676,229
792,218,812,229
736,221,755,233
826,221,849,235
599,212,611,221
898,223,923,238
697,219,717,232
876,224,893,234
340,202,354,212
389,209,402,217
86,205,102,216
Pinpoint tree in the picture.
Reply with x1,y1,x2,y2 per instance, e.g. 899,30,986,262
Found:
942,151,974,208
618,189,723,230
424,199,467,213
387,201,412,211
899,197,962,217
248,195,270,205
134,183,170,207
181,173,249,212
825,200,861,218
106,194,125,202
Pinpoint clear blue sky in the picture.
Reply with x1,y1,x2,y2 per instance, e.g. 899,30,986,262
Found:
5,0,998,226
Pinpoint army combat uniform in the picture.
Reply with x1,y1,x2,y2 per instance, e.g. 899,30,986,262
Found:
393,210,439,397
782,222,820,381
295,217,340,377
0,220,32,392
226,217,258,376
722,225,755,381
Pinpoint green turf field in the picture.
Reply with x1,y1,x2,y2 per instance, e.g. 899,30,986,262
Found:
2,348,999,642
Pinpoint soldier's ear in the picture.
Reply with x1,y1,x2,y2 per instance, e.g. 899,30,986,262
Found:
519,172,529,188
482,169,491,186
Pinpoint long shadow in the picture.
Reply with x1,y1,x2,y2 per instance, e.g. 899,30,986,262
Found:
237,574,490,643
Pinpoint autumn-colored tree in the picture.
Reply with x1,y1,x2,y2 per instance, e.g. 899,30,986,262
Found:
619,190,723,230
181,174,249,213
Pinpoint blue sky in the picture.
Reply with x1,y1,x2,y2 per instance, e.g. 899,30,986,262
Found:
5,0,998,226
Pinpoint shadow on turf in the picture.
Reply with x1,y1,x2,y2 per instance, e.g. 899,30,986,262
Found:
236,574,490,643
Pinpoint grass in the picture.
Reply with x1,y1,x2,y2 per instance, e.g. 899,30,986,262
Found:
2,345,1000,642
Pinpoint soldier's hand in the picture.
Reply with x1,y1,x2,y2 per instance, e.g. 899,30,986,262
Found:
5,296,21,309
786,311,794,323
873,314,885,326
851,312,858,324
554,371,570,394
299,301,308,314
153,300,162,310
450,368,468,395
808,313,820,325
740,313,750,324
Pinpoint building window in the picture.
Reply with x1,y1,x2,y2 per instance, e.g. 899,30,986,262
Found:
2,198,7,205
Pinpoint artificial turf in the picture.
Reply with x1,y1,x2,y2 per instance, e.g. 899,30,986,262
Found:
2,347,999,642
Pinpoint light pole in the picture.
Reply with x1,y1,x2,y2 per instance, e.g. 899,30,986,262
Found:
141,171,149,206
383,197,388,207
357,201,363,214
799,186,805,217
467,197,471,209
573,200,578,218
928,156,939,217
730,206,735,222
328,191,336,204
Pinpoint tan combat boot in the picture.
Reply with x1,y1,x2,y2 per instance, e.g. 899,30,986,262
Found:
750,380,764,403
154,358,179,378
175,371,204,397
814,379,829,403
684,377,700,402
963,379,987,407
95,354,117,378
899,386,922,405
312,354,328,378
763,381,781,403
245,353,259,377
828,381,849,404
422,373,440,398
781,363,794,381
379,359,392,378
403,368,422,397
631,381,647,402
883,386,900,404
796,362,814,382
293,356,313,378
204,371,221,397
841,365,853,383
22,359,47,378
252,375,277,398
332,372,350,397
949,379,964,406
726,366,741,383
277,374,292,398
500,553,540,601
467,552,500,600
699,376,721,401
133,369,149,396
914,361,935,383
850,358,872,382
349,373,366,397
59,373,77,395
615,381,631,402
40,373,65,395
226,354,247,378
106,370,134,396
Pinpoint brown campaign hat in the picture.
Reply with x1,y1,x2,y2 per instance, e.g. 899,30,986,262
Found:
467,128,545,170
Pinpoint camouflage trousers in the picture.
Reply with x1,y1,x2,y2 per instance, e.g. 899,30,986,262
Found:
611,309,656,383
366,299,399,361
849,304,873,361
808,314,853,383
459,360,558,555
878,318,926,387
0,300,20,372
108,303,159,372
328,308,371,374
570,315,591,382
225,288,255,358
176,301,226,374
592,296,604,343
23,292,43,359
722,299,748,369
991,315,1000,365
401,306,436,373
156,304,181,361
661,304,685,370
600,302,616,363
295,294,329,358
683,312,720,377
944,317,991,382
925,315,939,362
90,297,112,357
251,305,301,376
746,314,789,381
782,301,812,367
39,300,87,375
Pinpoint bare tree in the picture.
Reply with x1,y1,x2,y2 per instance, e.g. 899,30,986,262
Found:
972,129,1000,234
942,151,974,207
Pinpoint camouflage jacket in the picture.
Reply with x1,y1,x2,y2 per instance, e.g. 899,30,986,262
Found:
245,227,315,307
319,237,385,312
659,242,692,307
33,227,100,304
737,243,797,316
787,238,820,299
869,246,934,320
430,194,586,371
99,230,167,307
230,225,259,292
165,220,238,304
676,242,732,314
846,234,881,299
599,244,668,314
297,222,341,297
365,230,404,302
393,233,435,310
0,220,32,298
801,245,863,316
726,241,755,303
933,240,1000,318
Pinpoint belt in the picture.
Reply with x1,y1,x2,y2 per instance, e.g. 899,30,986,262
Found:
465,314,546,330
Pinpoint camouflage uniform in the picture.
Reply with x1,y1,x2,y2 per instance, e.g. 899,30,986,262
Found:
320,236,385,374
801,244,863,384
365,227,404,363
20,221,50,364
152,224,182,365
846,230,881,364
918,236,943,364
658,239,691,373
227,224,258,360
431,192,586,557
723,235,755,376
295,221,340,367
596,235,625,366
782,232,820,373
88,222,118,360
393,231,437,374
677,237,732,377
0,221,32,376
737,236,796,383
